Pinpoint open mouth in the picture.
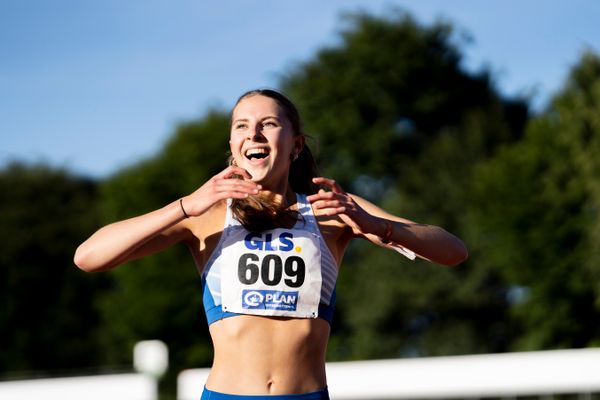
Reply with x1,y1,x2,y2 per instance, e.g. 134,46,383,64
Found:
244,147,270,161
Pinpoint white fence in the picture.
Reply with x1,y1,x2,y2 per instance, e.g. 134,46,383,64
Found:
0,340,166,400
178,348,600,400
0,373,157,400
2,346,598,400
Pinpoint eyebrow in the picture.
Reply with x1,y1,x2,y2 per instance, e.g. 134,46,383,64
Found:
232,116,281,124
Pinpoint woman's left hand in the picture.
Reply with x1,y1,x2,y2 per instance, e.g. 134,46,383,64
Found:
307,177,376,236
308,177,468,266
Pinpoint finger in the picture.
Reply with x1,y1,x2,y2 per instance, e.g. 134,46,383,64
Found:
308,190,344,203
215,179,261,194
312,177,344,193
212,183,262,199
221,190,257,199
307,194,327,204
311,199,345,215
310,198,345,211
307,192,328,202
323,206,346,216
220,165,252,180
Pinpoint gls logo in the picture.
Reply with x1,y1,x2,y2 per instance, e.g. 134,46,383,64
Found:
244,232,294,252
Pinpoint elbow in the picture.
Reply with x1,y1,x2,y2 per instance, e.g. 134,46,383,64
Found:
73,246,94,272
444,241,469,267
73,245,108,273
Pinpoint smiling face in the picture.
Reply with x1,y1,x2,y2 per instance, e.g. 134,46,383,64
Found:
230,94,304,189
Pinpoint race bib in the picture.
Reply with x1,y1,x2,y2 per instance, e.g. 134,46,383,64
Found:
220,227,322,318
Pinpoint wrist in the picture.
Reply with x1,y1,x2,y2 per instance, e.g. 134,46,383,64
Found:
377,218,393,244
179,198,190,219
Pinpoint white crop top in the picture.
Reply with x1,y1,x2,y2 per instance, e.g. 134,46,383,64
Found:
201,193,339,324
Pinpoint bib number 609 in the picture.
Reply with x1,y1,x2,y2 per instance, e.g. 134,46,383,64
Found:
238,253,305,287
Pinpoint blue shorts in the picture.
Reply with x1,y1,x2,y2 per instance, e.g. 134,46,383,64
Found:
200,386,330,400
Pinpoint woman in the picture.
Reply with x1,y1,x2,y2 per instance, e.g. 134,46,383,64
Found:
74,89,468,400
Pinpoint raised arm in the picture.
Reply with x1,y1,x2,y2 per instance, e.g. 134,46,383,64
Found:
73,200,192,273
307,177,468,267
74,166,260,272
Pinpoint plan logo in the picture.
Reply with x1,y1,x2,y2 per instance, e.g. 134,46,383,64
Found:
242,289,298,311
242,291,264,307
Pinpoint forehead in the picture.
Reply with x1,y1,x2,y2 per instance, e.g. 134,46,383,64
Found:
232,95,283,120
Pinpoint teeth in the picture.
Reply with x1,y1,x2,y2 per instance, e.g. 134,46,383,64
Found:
245,148,269,157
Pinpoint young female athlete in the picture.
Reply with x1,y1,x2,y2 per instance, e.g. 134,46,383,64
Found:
74,89,468,400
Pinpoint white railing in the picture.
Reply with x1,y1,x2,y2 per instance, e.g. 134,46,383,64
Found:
178,348,600,399
0,373,156,400
3,345,598,399
0,340,167,400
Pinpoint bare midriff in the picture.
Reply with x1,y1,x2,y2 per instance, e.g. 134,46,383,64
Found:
205,315,330,395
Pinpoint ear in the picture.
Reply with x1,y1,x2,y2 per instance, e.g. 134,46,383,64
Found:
294,135,305,155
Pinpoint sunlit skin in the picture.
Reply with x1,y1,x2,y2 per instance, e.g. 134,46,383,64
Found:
229,95,304,193
74,94,468,395
202,95,334,394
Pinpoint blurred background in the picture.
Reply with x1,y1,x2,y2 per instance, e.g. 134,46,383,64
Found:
2,1,600,399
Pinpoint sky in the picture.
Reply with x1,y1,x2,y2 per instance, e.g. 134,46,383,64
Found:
1,0,599,178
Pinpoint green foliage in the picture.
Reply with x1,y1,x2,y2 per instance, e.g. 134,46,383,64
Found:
281,9,528,358
281,10,527,192
0,162,107,373
96,111,231,370
466,51,600,350
4,9,600,388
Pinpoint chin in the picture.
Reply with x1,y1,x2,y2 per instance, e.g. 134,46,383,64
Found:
250,171,284,189
241,160,268,175
244,168,269,183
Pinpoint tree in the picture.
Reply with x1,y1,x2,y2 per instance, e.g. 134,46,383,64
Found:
466,51,600,350
280,10,528,358
96,111,231,374
7,10,600,393
95,10,534,368
0,162,108,373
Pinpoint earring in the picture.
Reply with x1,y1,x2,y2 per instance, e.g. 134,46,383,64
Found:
291,152,298,161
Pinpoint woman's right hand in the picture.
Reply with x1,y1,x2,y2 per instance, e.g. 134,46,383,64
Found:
181,166,261,217
74,166,259,272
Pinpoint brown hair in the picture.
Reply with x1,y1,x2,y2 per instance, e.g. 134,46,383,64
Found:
230,89,320,231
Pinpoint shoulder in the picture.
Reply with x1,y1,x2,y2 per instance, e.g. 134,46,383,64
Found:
311,204,353,262
185,200,228,243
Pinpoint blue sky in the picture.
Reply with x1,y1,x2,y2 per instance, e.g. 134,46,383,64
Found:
1,0,599,178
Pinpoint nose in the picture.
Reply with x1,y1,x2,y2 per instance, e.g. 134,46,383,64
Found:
248,123,267,142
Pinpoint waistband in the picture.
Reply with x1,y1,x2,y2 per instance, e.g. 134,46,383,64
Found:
201,386,329,400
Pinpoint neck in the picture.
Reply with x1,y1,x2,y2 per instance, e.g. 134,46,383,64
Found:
258,185,296,210
254,172,296,208
231,177,298,232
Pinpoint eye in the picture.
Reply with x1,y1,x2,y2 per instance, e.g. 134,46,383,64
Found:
262,120,278,128
234,122,247,130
